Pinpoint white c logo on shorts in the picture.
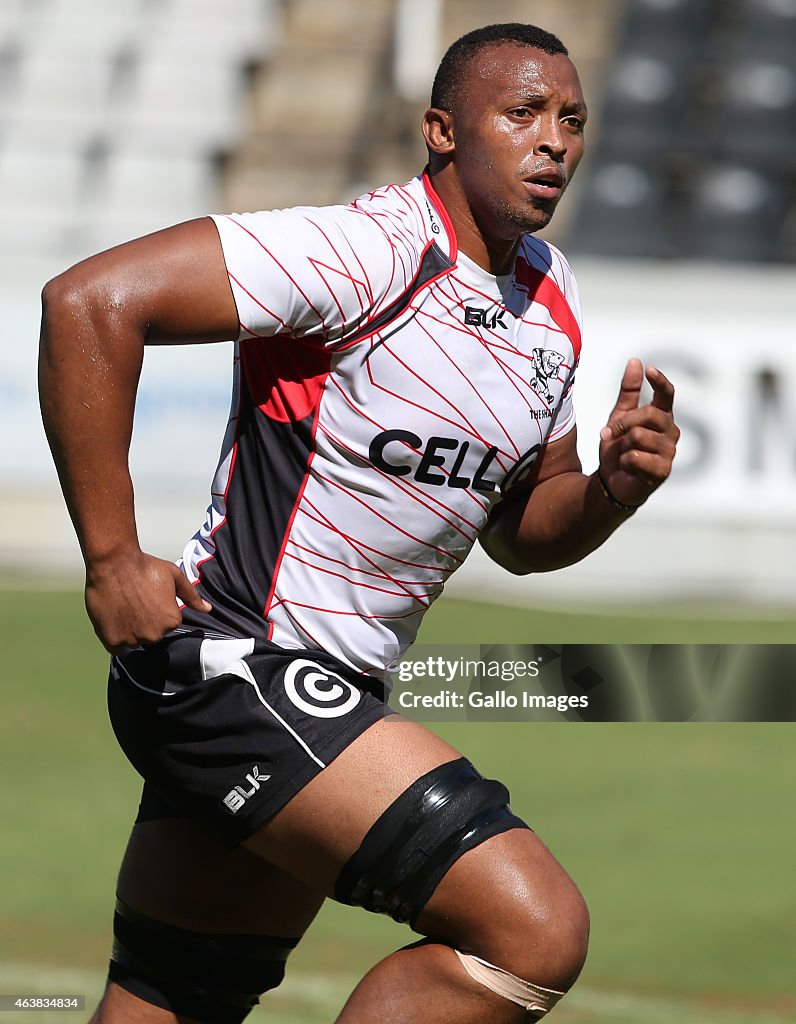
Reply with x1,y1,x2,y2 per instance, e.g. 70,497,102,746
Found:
283,659,362,718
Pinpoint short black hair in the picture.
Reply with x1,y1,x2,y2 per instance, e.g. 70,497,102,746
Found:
431,23,569,112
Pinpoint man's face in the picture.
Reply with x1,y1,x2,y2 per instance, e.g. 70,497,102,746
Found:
448,44,587,240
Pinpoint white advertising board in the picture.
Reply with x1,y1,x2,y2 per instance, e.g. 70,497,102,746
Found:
571,260,796,527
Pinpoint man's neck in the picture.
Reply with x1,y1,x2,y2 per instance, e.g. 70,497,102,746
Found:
427,165,520,276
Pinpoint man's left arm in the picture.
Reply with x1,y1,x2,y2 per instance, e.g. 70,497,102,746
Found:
479,359,679,575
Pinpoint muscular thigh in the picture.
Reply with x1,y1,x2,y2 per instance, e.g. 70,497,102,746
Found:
120,715,577,959
243,716,463,892
110,638,465,934
242,716,588,991
118,817,324,938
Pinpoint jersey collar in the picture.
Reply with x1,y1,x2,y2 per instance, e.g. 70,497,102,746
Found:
421,168,458,263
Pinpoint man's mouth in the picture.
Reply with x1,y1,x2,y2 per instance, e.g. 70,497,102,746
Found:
522,168,566,202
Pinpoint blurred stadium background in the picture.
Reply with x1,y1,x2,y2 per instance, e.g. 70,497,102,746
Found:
2,0,796,602
1,0,795,1021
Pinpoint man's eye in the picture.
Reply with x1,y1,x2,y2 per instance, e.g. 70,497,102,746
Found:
511,107,532,117
563,117,585,132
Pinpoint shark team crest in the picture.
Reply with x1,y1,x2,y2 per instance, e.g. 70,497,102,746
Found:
530,348,565,404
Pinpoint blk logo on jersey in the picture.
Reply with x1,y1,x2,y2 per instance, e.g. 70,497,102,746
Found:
530,348,565,404
369,430,499,492
464,306,508,330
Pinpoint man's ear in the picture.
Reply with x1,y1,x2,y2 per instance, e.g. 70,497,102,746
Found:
422,108,455,156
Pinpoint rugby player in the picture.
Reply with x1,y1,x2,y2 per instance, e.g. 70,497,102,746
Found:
39,23,679,1024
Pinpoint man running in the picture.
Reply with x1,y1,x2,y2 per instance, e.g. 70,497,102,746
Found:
39,23,679,1024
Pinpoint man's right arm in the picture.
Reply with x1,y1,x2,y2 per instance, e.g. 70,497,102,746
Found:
38,218,240,653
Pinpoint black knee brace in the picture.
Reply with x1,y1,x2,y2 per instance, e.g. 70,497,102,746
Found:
335,757,528,927
109,899,299,1024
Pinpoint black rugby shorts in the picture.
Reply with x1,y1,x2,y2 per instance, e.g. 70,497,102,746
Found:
107,631,391,845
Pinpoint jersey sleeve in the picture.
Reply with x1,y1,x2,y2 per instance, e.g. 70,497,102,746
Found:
545,244,582,444
547,367,577,442
210,204,407,347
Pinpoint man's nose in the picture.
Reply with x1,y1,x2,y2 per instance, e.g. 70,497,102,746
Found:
536,114,566,158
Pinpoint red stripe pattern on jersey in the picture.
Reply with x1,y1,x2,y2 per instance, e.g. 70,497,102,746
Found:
181,175,583,677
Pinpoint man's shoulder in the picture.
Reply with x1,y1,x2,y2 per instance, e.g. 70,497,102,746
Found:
209,174,451,345
348,173,455,259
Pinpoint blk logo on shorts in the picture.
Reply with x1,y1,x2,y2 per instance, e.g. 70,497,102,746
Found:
223,765,271,813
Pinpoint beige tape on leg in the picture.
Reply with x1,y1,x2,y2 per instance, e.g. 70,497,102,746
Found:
455,951,565,1016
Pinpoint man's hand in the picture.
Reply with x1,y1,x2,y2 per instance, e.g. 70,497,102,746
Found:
479,358,679,574
85,551,211,655
598,358,679,509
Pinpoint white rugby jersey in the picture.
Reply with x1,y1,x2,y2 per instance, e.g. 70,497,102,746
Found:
179,172,583,677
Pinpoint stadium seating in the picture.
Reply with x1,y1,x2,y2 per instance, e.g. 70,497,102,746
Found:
568,158,670,258
738,0,796,62
597,0,713,158
27,0,144,34
0,146,84,250
684,164,788,262
161,0,280,61
569,0,796,261
621,0,713,63
2,0,793,265
111,54,248,155
77,149,218,253
4,50,117,147
0,0,280,262
598,49,692,156
710,59,796,163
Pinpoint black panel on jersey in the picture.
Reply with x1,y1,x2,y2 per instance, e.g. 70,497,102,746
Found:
181,242,454,643
181,345,328,641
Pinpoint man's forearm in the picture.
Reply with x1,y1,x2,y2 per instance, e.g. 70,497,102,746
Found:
479,470,635,575
38,272,145,568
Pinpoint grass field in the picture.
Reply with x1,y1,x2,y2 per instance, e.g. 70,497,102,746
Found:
1,587,795,1022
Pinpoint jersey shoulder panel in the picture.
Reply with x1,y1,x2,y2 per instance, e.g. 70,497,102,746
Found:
211,175,452,348
518,234,583,364
520,235,583,337
514,236,582,444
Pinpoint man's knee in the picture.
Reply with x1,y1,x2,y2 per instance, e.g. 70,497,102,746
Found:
513,876,590,988
333,756,588,997
446,871,589,1019
443,832,590,991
